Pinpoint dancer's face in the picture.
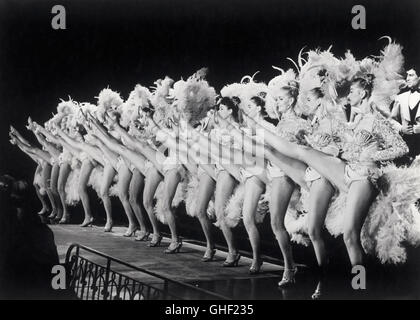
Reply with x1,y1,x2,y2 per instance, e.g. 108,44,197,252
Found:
218,103,232,120
347,84,365,107
305,92,321,115
276,89,294,113
244,99,260,119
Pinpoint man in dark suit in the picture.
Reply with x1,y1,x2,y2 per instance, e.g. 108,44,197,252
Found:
391,68,420,163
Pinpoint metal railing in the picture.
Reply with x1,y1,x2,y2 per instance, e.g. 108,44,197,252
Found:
65,243,229,300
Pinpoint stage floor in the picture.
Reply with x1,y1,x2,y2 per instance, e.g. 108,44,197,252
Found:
51,224,293,299
51,224,420,300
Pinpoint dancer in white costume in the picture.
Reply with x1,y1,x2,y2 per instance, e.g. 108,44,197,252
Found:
250,77,408,264
9,39,420,299
9,127,51,215
219,73,312,278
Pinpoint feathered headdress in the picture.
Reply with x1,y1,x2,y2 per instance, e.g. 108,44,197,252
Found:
220,82,246,101
294,47,343,106
172,68,217,126
150,76,174,124
74,102,97,126
96,88,123,110
370,37,405,116
239,72,268,103
57,97,78,115
119,85,151,127
49,97,78,128
95,88,123,122
267,68,298,119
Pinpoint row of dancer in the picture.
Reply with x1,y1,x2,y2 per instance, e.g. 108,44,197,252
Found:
9,39,420,299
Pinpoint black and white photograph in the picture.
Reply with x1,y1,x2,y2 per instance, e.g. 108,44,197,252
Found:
1,0,420,304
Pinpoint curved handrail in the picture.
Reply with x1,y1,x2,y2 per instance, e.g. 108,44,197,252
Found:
65,243,230,300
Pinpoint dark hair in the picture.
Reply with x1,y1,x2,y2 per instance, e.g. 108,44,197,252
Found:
406,67,418,75
281,80,300,106
250,96,268,118
231,96,241,106
352,76,373,99
217,97,240,122
309,87,325,99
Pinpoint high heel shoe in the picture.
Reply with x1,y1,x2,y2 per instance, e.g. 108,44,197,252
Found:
311,280,324,300
164,240,183,254
48,212,56,220
311,287,322,300
278,267,298,287
80,217,94,227
135,231,150,242
58,215,70,224
38,208,50,216
249,260,263,275
201,248,216,262
104,221,113,232
123,227,138,237
52,216,62,224
148,234,163,247
222,253,241,267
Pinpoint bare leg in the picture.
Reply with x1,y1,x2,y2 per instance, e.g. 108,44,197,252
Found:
119,148,146,174
48,163,61,219
161,168,182,248
266,149,308,190
34,164,50,215
263,133,347,191
57,162,71,222
129,169,149,239
308,177,335,298
41,163,55,215
242,176,265,272
270,176,296,270
343,180,376,267
143,167,164,245
117,164,138,236
196,172,217,259
78,160,94,225
100,164,116,231
307,177,335,268
215,170,239,264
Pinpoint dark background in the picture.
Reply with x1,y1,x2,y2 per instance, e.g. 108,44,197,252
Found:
1,0,420,176
1,0,420,269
